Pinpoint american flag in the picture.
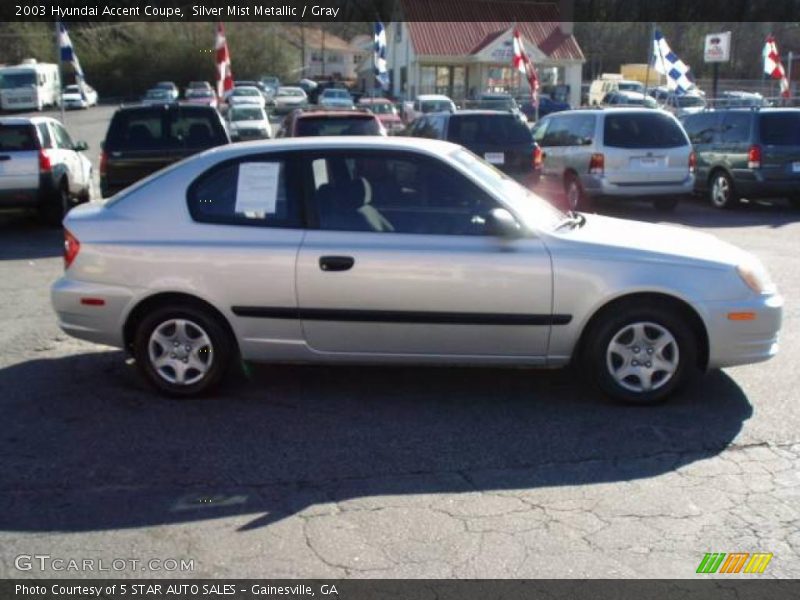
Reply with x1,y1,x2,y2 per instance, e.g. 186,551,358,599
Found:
215,22,234,99
763,36,790,98
512,29,539,105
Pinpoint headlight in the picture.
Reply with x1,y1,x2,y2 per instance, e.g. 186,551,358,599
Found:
737,261,776,295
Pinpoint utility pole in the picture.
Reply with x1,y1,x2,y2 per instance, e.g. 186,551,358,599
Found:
55,20,65,123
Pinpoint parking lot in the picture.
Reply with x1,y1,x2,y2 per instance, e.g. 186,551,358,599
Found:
1,105,799,578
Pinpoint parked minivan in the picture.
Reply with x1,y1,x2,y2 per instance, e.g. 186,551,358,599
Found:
681,108,800,209
532,108,694,211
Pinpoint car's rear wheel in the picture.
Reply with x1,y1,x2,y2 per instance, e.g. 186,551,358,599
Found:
583,304,697,405
133,304,233,398
654,197,679,212
564,173,589,212
39,180,70,227
709,171,738,209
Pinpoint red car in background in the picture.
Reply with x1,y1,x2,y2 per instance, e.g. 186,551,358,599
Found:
357,98,404,134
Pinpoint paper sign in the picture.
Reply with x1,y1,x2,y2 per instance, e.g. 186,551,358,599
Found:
235,162,280,216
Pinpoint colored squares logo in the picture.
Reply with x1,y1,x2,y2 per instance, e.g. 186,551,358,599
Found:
696,552,773,574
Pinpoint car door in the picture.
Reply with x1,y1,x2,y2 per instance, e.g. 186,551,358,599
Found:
295,149,554,358
49,121,85,194
718,112,752,178
682,112,719,189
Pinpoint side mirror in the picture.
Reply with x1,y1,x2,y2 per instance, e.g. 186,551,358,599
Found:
485,208,522,238
73,141,89,152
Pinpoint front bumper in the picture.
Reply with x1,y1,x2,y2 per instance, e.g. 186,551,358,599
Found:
704,293,783,369
51,277,138,348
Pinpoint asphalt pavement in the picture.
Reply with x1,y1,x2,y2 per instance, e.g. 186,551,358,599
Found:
0,106,798,578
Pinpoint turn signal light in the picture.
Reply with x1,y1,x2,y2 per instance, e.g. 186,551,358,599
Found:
64,228,80,269
727,312,756,321
747,145,762,169
589,153,604,175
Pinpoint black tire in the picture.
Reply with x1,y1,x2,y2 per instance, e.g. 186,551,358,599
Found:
564,173,590,212
133,304,234,398
708,171,738,209
39,180,70,227
582,303,698,405
654,197,679,212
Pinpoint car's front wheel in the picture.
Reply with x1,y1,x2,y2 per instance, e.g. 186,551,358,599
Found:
583,304,697,404
133,304,234,398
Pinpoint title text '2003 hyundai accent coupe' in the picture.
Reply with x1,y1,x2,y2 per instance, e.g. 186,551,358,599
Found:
52,137,782,404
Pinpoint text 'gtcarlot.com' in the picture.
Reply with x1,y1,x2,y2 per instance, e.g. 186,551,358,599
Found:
14,554,195,572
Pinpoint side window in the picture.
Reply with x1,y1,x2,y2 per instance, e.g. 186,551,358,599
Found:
683,114,718,145
36,123,53,149
52,123,74,149
720,113,751,144
309,152,500,236
187,157,302,228
531,119,549,143
541,116,570,147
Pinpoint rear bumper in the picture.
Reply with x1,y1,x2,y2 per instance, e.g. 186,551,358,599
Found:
0,175,56,209
583,174,695,199
704,293,783,369
51,277,137,348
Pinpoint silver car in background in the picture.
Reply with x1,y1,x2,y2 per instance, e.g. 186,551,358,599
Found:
51,138,781,404
532,108,695,212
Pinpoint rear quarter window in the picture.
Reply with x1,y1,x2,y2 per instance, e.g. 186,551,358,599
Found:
603,113,688,149
0,124,37,151
759,112,800,146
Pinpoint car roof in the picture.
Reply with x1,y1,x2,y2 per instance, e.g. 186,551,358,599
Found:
358,98,391,104
296,109,374,119
115,103,217,114
417,95,452,101
0,116,56,125
450,110,517,117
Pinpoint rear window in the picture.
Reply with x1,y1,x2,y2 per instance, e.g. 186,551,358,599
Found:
603,113,687,149
0,124,37,151
448,115,532,146
295,116,379,136
759,112,800,146
105,107,228,151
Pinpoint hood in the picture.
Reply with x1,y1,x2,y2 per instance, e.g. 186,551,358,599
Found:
546,213,749,268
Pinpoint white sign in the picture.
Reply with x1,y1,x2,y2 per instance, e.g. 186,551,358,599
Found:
234,162,280,217
704,32,732,63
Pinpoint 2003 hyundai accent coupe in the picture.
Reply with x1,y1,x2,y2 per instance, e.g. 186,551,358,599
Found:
51,137,783,404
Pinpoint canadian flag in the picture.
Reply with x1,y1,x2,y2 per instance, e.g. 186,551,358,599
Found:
763,35,790,98
512,29,539,105
215,22,234,99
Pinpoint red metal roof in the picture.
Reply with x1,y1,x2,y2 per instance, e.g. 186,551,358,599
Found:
399,0,584,61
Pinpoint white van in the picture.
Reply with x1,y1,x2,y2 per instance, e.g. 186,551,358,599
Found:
0,60,61,111
588,74,645,106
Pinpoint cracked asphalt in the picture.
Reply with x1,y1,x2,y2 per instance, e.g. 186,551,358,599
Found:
0,106,798,579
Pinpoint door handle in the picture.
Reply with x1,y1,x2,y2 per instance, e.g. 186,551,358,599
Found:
319,256,355,272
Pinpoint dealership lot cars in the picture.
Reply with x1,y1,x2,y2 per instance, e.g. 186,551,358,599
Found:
1,107,799,578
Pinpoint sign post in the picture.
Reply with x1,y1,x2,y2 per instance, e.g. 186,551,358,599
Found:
704,31,732,103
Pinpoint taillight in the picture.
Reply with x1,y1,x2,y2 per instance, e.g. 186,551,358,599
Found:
99,150,108,177
689,151,697,174
747,144,762,169
64,228,80,269
38,149,51,172
589,153,604,175
533,145,543,169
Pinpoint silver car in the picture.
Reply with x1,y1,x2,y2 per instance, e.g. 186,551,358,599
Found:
532,108,695,212
51,137,782,404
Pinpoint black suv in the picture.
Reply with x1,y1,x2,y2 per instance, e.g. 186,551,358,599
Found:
100,104,230,197
407,110,540,183
681,108,800,209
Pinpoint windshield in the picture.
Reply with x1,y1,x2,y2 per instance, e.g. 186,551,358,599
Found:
278,88,303,97
155,82,175,90
677,95,705,108
421,100,453,113
618,81,644,93
64,85,81,94
363,103,396,115
145,90,169,99
324,90,350,98
230,107,265,121
478,98,516,110
450,148,564,231
234,88,259,96
0,71,36,89
188,90,213,98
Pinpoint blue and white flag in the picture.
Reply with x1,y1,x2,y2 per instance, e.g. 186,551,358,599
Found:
653,29,694,94
374,22,389,91
58,21,84,83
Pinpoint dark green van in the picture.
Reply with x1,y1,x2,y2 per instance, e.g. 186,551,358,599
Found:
681,108,800,209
